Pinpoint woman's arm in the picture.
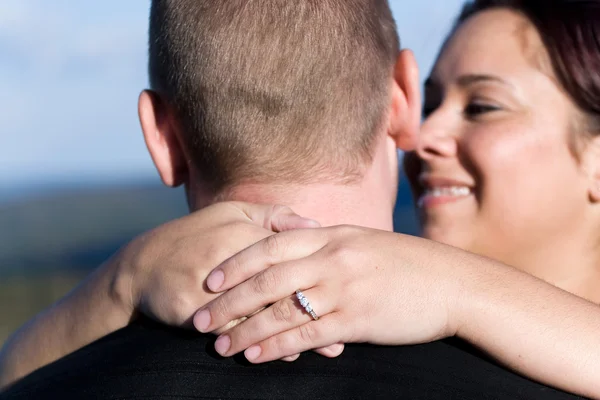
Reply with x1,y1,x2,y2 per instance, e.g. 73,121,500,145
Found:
193,226,600,399
455,252,599,397
4,214,598,397
0,261,130,389
0,202,316,390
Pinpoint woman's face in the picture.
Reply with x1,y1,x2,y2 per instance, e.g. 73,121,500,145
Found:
407,9,591,269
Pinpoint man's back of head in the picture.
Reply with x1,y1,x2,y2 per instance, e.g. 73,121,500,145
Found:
146,0,401,196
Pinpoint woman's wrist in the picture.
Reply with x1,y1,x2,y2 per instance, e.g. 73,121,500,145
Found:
107,259,134,320
398,235,473,339
448,252,504,342
0,258,134,389
103,239,145,323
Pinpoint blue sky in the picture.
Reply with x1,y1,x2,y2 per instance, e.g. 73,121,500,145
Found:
0,0,465,188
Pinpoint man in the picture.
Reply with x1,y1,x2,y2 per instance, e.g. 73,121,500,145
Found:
0,0,583,398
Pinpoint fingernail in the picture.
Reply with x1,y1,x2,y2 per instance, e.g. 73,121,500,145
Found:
207,270,225,291
327,343,344,356
244,345,262,361
194,309,211,332
303,219,321,228
282,354,300,362
215,335,231,355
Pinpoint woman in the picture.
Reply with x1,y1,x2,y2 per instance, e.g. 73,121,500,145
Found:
186,0,600,396
1,0,599,397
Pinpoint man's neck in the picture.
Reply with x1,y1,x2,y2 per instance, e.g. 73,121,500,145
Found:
188,131,399,230
220,182,395,231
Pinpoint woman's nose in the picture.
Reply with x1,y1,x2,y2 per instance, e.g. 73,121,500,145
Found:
416,121,458,160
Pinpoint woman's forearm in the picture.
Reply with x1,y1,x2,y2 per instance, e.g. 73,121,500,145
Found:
0,260,131,390
453,253,600,399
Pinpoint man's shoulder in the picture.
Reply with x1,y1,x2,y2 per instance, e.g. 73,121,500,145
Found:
1,318,584,400
3,318,414,399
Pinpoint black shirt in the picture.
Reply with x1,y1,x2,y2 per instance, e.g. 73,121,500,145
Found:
1,317,585,399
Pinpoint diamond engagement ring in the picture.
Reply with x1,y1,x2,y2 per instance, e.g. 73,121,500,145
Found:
295,290,319,320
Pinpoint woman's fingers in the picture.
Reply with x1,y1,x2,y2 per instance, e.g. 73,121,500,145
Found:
220,202,320,232
206,229,329,292
257,204,321,232
281,354,301,362
214,289,334,356
242,313,348,363
313,343,345,358
195,259,321,333
280,345,345,363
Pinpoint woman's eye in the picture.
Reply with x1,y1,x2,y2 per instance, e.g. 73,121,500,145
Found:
464,103,501,118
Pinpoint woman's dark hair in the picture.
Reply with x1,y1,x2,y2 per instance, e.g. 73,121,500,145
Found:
456,0,600,133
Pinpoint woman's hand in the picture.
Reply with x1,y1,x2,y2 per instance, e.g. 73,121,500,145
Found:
112,201,320,330
110,201,344,360
193,225,465,363
0,201,321,389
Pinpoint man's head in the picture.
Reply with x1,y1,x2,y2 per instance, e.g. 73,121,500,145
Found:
139,0,421,212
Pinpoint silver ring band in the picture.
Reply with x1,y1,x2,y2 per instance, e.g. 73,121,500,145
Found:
295,290,319,320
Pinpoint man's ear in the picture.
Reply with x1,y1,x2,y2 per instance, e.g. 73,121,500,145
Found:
138,90,188,187
388,49,421,152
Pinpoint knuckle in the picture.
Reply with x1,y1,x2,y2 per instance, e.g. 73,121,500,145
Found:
345,319,362,343
187,265,205,288
202,242,223,264
212,298,233,321
169,292,194,323
271,204,293,216
271,300,294,323
263,234,284,259
222,251,242,276
270,333,291,356
172,236,193,255
224,221,252,234
253,270,277,295
213,223,256,257
204,236,237,265
330,244,355,265
334,224,357,236
272,328,307,357
298,323,319,345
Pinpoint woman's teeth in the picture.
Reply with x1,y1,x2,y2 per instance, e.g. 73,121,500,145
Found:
424,186,471,197
418,186,472,207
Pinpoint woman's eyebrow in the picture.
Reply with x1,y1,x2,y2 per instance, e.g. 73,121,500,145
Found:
424,74,514,89
455,74,514,88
